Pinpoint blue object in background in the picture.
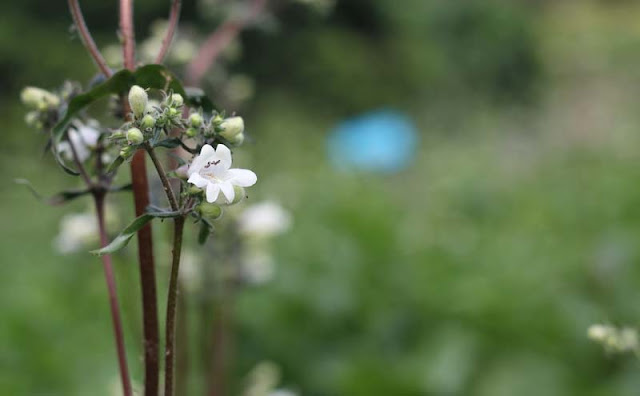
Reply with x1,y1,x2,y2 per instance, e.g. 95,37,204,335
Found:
327,110,418,173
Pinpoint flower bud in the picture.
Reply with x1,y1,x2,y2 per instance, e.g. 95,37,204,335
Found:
110,130,125,140
21,87,60,110
170,93,184,107
189,113,203,128
229,132,245,146
175,164,189,179
126,127,144,145
187,186,203,195
185,128,198,138
215,185,246,205
219,116,244,140
198,203,223,220
128,85,148,119
119,145,135,159
140,114,155,131
24,111,41,128
168,108,179,117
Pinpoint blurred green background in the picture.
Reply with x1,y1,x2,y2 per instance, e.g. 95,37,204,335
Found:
4,0,640,395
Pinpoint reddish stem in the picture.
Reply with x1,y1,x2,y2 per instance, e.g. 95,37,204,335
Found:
120,1,160,394
67,0,112,77
186,0,267,85
95,193,133,396
120,0,136,70
155,0,182,64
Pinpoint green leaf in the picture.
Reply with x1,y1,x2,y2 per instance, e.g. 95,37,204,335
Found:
154,137,198,153
91,207,184,256
91,213,155,256
198,219,213,244
106,156,125,174
15,178,91,205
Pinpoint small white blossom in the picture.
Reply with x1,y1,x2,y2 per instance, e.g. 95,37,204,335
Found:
238,201,292,238
187,144,257,204
53,213,98,254
58,124,100,162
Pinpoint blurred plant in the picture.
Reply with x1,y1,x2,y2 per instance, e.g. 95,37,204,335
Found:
15,1,280,396
588,324,639,356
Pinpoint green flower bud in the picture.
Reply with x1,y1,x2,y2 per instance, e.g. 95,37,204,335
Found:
229,132,245,146
230,185,246,204
110,130,125,140
189,113,203,128
128,85,148,119
170,93,184,107
24,111,40,128
219,116,244,140
20,87,60,110
168,108,179,117
126,127,144,145
185,128,198,138
198,203,223,220
140,114,155,131
119,145,135,159
187,186,203,196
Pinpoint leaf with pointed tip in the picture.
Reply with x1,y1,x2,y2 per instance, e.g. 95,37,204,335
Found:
91,213,155,256
15,178,90,205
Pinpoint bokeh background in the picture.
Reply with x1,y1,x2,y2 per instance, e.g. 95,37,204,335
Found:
3,0,640,395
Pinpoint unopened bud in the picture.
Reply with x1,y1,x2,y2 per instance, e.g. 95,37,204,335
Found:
175,164,189,179
219,116,244,140
185,128,198,138
140,114,155,131
24,111,40,128
198,203,223,220
189,113,203,128
126,127,144,145
170,93,184,107
119,145,135,159
168,108,179,117
229,132,245,146
128,85,148,119
110,130,125,140
187,186,203,195
20,87,60,110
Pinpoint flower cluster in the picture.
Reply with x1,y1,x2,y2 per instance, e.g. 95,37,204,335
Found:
588,324,639,355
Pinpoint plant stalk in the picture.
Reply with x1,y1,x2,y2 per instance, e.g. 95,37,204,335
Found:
120,1,161,394
155,0,182,64
67,0,112,77
95,192,133,396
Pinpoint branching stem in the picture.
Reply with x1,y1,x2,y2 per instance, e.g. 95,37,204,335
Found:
67,0,112,77
155,0,182,64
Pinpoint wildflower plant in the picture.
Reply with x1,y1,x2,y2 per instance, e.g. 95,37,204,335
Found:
16,1,272,395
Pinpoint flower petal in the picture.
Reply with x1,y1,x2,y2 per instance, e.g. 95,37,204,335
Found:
187,173,209,188
227,169,257,187
206,183,220,203
214,144,233,171
188,144,215,175
219,181,235,203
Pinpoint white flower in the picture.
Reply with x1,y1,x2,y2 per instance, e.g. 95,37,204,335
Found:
238,201,292,238
53,213,98,254
58,124,100,162
187,144,257,204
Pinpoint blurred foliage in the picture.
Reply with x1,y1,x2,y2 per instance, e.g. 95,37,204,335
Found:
4,0,640,395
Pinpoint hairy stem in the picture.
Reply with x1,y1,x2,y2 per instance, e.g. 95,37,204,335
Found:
164,216,185,396
95,192,133,396
155,0,182,64
186,0,267,85
67,0,112,77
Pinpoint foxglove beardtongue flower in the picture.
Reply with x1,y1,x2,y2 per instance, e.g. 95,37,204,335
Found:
58,124,100,162
187,144,257,204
